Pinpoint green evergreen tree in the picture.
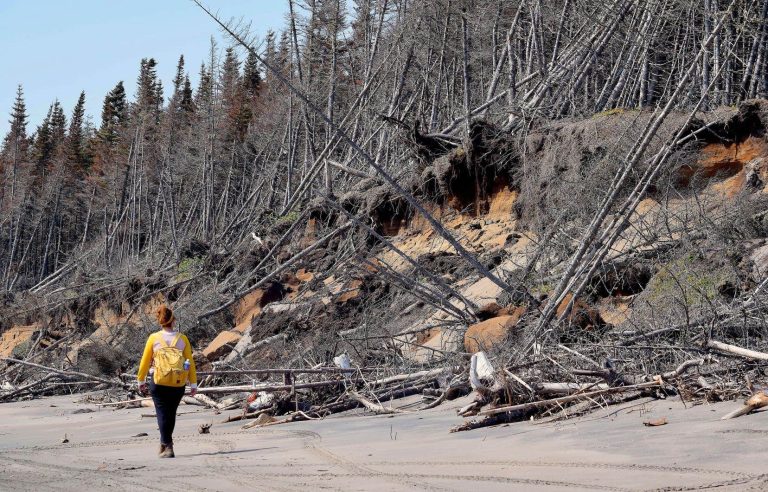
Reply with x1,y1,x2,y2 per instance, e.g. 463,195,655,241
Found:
170,55,195,116
220,47,241,108
220,47,252,142
32,103,54,169
2,85,29,155
1,85,30,202
99,81,127,143
50,100,67,145
194,62,213,110
172,55,186,96
32,100,66,169
66,91,87,167
243,50,262,98
181,75,195,114
136,58,162,121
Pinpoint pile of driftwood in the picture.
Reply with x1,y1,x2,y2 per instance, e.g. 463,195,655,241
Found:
0,358,122,402
447,334,768,432
208,365,471,428
3,329,768,433
0,356,471,426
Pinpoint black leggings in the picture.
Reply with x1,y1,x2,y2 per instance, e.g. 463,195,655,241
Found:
149,381,185,445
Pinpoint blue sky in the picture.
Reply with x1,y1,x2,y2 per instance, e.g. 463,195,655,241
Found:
0,1,289,136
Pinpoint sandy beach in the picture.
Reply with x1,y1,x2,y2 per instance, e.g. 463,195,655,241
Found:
0,394,766,491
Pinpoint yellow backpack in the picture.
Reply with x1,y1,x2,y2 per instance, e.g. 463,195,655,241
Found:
152,333,188,387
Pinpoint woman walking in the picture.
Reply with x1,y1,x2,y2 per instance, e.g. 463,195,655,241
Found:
137,304,197,458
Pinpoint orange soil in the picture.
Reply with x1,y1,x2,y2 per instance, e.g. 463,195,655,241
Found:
464,306,526,353
691,136,768,197
377,179,518,271
597,296,634,326
0,324,40,358
202,271,312,359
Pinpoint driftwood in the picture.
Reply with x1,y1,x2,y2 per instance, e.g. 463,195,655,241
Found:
73,366,456,426
660,358,709,379
348,391,408,414
421,378,469,410
241,413,285,429
720,392,768,420
707,341,768,361
366,368,453,387
535,382,610,396
197,367,365,377
0,374,56,401
182,396,205,406
96,397,152,407
192,393,223,409
1,358,123,387
222,408,273,423
457,399,487,417
478,381,663,417
420,389,450,410
195,379,343,395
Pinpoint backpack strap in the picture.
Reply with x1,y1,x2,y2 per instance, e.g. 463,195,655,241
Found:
170,333,182,349
159,332,182,348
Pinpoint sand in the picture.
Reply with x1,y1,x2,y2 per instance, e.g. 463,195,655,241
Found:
0,393,766,491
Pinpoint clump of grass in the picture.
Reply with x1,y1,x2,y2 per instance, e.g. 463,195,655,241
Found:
592,107,631,118
11,338,32,359
176,256,204,282
531,281,555,297
645,254,731,306
275,210,301,226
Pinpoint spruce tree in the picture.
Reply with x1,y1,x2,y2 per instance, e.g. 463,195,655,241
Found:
2,85,29,154
50,101,67,145
220,47,253,142
243,50,262,98
1,85,30,201
195,62,213,109
181,76,195,114
32,100,66,169
92,81,125,176
172,55,186,96
66,91,87,167
99,81,127,143
111,81,127,122
220,47,241,107
32,104,54,169
170,55,195,116
99,90,116,142
277,31,291,76
136,58,162,120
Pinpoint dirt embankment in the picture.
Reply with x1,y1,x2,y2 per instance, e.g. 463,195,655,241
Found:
3,102,768,377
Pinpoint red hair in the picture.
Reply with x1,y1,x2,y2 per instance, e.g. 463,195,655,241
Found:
156,304,176,328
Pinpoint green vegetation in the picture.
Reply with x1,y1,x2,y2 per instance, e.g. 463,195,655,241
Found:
275,210,301,227
176,256,204,282
645,256,731,306
11,339,32,359
592,107,633,118
531,281,555,296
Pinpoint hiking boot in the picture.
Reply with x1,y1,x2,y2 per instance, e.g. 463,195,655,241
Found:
159,444,175,458
159,444,167,456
